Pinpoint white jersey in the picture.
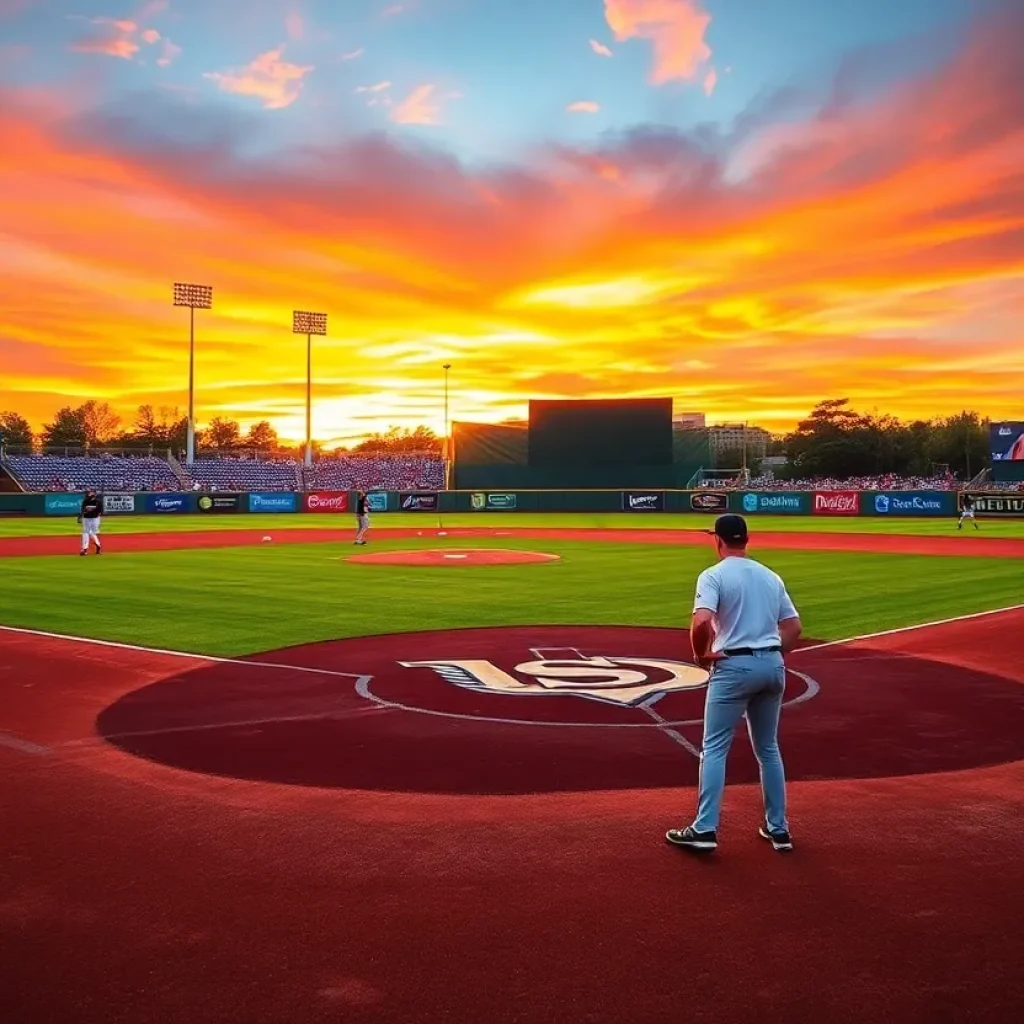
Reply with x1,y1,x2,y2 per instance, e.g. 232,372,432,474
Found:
694,556,799,654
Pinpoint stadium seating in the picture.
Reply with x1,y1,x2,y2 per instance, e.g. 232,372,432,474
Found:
303,457,444,492
186,458,301,492
5,455,182,493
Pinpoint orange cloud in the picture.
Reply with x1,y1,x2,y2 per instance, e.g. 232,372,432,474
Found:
204,48,314,110
703,67,716,96
2,7,1023,442
567,101,600,113
590,39,613,57
391,84,440,125
604,0,712,85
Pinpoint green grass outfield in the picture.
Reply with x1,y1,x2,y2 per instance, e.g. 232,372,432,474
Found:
1,518,1021,657
2,511,1024,538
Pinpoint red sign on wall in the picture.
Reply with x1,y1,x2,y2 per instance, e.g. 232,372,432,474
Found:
303,491,349,512
813,491,860,515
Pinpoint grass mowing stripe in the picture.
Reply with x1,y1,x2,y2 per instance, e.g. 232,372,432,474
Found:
0,538,1020,657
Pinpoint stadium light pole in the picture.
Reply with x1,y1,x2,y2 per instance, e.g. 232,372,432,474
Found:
443,363,452,490
292,310,328,468
173,282,213,466
443,363,451,445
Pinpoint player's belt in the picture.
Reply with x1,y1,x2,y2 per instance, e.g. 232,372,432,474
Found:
721,646,782,656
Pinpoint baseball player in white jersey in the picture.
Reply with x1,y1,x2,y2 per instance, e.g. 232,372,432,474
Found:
666,514,802,853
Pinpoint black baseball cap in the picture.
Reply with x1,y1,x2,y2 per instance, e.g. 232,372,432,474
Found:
706,513,748,545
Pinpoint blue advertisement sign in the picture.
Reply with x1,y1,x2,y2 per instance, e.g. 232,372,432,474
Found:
739,492,809,515
366,492,388,512
872,492,954,516
145,493,192,514
249,492,297,513
44,493,84,515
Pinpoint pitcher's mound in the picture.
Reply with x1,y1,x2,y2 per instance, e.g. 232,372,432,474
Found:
346,548,560,567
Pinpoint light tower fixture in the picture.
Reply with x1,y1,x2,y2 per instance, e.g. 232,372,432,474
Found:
173,282,213,465
292,310,328,468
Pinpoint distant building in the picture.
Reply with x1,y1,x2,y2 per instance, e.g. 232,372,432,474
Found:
673,412,706,429
708,424,770,460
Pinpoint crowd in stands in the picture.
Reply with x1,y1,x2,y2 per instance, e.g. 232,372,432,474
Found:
4,455,182,493
1,452,446,493
187,457,301,493
304,456,444,492
4,453,1021,493
714,473,962,491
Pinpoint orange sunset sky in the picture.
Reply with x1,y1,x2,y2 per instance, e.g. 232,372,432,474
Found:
1,0,1022,446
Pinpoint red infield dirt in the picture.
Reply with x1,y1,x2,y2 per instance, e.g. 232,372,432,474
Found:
346,547,561,566
3,609,1024,1023
2,525,1024,558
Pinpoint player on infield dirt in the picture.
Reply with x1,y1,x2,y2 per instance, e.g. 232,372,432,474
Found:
666,513,802,853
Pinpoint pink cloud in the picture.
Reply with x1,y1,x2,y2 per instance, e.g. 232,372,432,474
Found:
286,11,304,41
204,48,314,110
703,67,717,96
391,83,440,125
567,101,600,113
604,0,713,85
590,39,613,57
156,39,181,67
140,28,160,45
381,3,404,16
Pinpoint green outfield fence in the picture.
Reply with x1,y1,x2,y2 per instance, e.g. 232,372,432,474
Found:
5,488,1021,519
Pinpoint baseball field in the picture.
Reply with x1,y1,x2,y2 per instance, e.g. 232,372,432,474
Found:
3,511,1024,1023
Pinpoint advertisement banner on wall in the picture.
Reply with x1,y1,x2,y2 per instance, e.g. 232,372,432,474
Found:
739,492,809,515
144,494,191,514
366,492,388,512
198,494,242,513
689,491,729,513
102,493,135,514
471,493,518,510
961,492,1024,516
813,491,860,516
399,492,438,511
622,492,664,512
248,492,297,513
303,491,349,513
44,493,83,515
872,492,952,516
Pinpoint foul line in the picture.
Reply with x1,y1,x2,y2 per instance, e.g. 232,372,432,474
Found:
0,624,367,681
3,601,1022,670
793,602,1024,654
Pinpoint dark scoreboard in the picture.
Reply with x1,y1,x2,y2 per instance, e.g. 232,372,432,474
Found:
528,398,673,466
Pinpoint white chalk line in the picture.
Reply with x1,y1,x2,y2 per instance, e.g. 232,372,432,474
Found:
1,603,1020,758
794,602,1024,654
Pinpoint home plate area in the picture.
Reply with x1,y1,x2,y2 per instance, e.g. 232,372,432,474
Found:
96,623,1024,796
345,548,560,566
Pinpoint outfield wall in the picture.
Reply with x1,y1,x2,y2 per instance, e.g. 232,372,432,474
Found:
6,488,1020,519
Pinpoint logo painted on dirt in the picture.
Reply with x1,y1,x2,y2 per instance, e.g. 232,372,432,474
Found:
96,622,1024,795
399,650,708,706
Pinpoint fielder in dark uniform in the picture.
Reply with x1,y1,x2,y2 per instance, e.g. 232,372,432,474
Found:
78,488,103,555
957,494,979,531
354,489,370,545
